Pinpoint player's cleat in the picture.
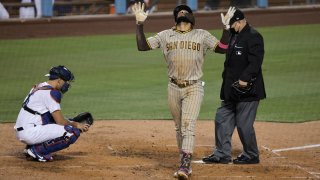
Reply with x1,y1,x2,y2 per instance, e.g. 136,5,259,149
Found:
173,167,192,178
176,167,191,179
27,147,53,162
202,153,232,164
174,152,192,179
23,145,32,158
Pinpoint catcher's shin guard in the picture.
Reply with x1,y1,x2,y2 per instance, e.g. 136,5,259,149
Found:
28,125,80,161
176,152,192,179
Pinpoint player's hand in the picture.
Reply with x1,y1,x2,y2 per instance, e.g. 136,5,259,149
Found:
132,2,149,25
73,122,90,133
220,6,236,30
238,80,248,87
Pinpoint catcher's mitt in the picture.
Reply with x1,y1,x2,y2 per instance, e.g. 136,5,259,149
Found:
71,112,94,125
231,81,254,95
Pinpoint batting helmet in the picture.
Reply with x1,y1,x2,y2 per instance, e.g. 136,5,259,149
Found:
47,65,74,82
173,5,194,25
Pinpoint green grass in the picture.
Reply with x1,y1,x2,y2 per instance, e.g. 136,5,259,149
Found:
1,24,320,123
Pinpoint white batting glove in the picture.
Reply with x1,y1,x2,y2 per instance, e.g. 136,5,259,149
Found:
131,2,149,25
220,6,236,30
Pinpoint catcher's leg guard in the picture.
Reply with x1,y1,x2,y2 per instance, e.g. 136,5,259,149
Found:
176,152,192,179
28,125,80,162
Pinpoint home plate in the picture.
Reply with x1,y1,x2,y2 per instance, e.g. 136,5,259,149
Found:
192,160,205,164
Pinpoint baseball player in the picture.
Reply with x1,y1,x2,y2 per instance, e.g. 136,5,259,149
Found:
132,3,235,179
14,65,92,162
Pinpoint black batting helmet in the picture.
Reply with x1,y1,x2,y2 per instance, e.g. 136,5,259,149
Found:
173,5,193,22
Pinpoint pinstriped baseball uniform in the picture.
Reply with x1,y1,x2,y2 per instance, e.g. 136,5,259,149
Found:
147,28,220,153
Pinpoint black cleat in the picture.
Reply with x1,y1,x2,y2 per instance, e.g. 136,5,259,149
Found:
233,155,260,164
202,153,232,164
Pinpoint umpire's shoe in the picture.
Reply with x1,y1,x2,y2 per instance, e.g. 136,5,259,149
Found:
202,153,232,164
233,154,260,164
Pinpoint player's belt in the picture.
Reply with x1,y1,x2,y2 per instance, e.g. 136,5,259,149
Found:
17,127,24,131
170,78,198,88
16,124,37,132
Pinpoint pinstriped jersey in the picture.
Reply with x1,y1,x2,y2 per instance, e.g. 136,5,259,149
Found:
147,28,219,81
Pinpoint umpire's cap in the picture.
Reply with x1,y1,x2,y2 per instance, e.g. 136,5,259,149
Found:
173,5,193,22
46,65,74,82
229,9,245,26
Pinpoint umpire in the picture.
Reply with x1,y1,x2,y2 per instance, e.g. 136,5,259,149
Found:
203,8,266,164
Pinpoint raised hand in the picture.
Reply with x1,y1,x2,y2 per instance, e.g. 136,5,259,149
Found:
220,6,236,30
132,2,149,25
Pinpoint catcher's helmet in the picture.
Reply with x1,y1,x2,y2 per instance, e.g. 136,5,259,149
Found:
46,65,74,82
173,5,193,22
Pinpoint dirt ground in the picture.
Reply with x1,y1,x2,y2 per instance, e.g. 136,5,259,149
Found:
1,5,320,180
0,120,319,179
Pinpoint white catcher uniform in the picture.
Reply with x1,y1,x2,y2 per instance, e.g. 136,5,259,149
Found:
15,82,67,145
147,28,220,153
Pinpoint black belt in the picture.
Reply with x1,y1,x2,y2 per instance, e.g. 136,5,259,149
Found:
170,78,198,88
16,124,36,132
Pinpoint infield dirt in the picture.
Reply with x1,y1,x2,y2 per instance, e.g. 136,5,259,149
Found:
0,120,319,179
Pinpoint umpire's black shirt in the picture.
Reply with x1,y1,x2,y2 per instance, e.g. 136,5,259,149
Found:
220,23,266,102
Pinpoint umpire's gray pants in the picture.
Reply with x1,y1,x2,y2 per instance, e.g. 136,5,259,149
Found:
213,101,260,159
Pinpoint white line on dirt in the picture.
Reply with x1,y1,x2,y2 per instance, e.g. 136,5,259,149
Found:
261,145,320,179
272,144,320,152
261,145,281,156
296,165,320,179
192,160,205,164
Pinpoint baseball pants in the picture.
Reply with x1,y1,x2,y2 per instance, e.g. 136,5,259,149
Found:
168,81,204,153
16,124,66,145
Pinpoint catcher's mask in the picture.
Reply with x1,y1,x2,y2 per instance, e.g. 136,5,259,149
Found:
173,5,195,25
46,65,74,93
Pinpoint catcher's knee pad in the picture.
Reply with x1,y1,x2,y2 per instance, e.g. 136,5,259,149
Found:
64,125,81,142
32,125,81,156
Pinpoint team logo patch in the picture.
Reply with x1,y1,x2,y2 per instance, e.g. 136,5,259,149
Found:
236,51,242,55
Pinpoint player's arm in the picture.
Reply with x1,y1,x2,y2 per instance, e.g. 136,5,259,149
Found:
215,7,236,54
214,29,230,54
132,2,151,51
52,110,90,132
136,24,151,51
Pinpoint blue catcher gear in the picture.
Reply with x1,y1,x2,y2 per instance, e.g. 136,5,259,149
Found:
46,65,74,94
26,125,80,162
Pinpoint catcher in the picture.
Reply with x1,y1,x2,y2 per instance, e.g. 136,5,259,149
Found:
14,65,94,162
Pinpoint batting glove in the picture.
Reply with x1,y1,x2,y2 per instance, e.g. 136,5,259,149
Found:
132,2,149,25
220,6,236,30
